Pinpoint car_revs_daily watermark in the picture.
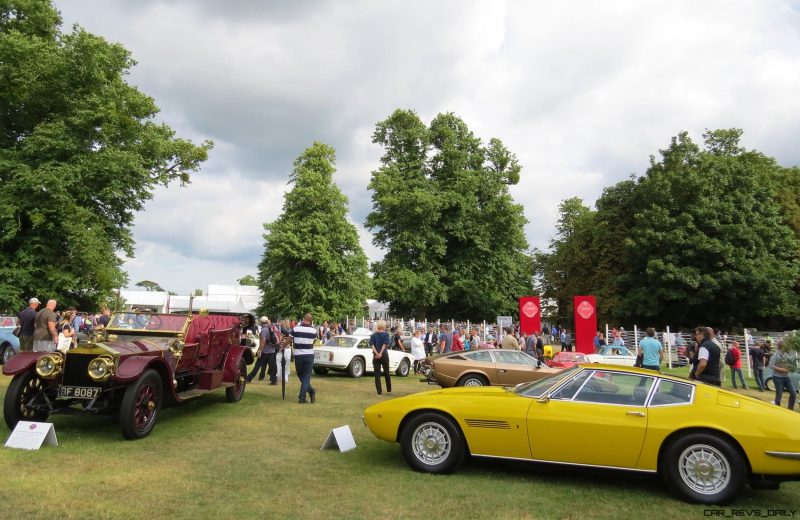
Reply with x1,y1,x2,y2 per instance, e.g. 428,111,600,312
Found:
704,510,798,518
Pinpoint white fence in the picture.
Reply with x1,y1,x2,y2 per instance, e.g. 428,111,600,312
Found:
604,325,790,377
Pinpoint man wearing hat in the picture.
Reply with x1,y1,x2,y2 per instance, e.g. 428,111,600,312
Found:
247,317,278,384
17,297,40,352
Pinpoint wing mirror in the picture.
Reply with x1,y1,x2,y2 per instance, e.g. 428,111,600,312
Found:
536,395,550,404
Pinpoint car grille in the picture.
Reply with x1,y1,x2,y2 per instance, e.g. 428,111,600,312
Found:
63,353,101,387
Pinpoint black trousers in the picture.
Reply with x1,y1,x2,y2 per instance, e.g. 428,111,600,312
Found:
373,354,392,395
248,352,277,383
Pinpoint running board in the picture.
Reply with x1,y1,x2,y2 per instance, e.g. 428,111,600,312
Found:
177,383,234,400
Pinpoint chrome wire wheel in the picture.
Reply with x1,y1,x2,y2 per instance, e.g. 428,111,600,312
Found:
463,378,484,387
412,421,452,465
678,443,731,495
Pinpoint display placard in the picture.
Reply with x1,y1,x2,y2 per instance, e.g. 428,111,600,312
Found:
5,421,58,450
321,425,356,452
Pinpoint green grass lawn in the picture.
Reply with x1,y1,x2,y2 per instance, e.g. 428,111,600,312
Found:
0,367,798,520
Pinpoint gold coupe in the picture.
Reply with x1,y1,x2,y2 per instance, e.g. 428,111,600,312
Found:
364,364,800,504
419,349,561,387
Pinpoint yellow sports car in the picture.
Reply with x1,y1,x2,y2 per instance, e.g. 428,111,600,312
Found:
363,365,800,504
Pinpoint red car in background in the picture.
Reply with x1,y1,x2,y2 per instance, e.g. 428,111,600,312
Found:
547,351,590,368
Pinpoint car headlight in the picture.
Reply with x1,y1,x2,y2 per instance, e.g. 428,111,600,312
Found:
87,356,115,382
36,353,64,378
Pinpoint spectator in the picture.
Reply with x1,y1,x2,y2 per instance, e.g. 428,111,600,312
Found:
438,325,453,354
292,313,317,404
451,329,464,352
750,342,765,391
68,306,83,339
410,329,425,375
392,327,406,352
57,309,77,351
424,328,438,357
563,329,572,352
17,297,40,352
33,299,58,352
692,327,722,386
639,327,663,371
277,319,292,384
369,320,392,395
97,307,111,328
535,332,544,362
727,341,748,390
559,328,567,351
502,327,520,350
470,328,481,351
248,317,277,384
768,340,796,410
594,331,607,353
525,331,537,356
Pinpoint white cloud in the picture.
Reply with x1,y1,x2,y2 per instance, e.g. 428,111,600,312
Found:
54,0,800,291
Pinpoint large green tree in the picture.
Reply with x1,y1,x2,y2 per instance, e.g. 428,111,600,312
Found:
0,0,211,310
621,129,799,327
256,142,370,321
536,129,799,329
367,109,531,320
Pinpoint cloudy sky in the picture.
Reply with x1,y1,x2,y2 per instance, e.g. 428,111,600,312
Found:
54,0,800,294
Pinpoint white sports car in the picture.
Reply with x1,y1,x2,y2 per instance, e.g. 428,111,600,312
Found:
586,345,638,366
313,328,413,378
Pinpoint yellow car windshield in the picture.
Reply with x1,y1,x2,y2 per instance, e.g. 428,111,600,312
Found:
515,366,581,397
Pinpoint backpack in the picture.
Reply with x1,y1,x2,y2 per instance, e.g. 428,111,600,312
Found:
724,348,735,366
270,325,280,345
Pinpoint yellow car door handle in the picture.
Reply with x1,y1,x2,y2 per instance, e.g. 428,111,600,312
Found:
626,411,645,417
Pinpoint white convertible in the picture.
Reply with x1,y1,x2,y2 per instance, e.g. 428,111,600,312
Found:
313,328,413,378
586,345,638,366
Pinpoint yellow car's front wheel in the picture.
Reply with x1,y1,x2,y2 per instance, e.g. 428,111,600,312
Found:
401,412,465,474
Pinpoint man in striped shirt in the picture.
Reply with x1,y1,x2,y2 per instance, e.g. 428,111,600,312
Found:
292,313,317,403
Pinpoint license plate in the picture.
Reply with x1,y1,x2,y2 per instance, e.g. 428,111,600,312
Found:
315,352,322,360
58,386,101,400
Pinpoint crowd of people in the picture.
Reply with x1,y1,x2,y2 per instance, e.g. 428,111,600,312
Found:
14,297,111,353
11,298,797,411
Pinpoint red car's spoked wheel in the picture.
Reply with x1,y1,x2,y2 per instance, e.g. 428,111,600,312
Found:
120,369,162,440
133,384,157,431
19,375,44,419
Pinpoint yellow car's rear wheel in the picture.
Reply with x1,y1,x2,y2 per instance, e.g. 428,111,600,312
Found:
401,412,465,474
663,432,745,504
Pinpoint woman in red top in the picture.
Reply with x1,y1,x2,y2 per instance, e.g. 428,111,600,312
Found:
728,341,748,390
451,329,464,352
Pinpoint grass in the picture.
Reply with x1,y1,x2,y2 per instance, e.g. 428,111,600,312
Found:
0,366,798,520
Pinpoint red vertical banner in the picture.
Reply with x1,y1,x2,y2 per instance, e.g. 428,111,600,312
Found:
573,296,597,354
518,296,541,336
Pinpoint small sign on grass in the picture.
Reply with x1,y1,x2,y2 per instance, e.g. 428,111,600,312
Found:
321,425,356,452
5,421,59,450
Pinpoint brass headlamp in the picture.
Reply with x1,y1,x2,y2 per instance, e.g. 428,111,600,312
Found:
36,353,64,378
87,355,115,382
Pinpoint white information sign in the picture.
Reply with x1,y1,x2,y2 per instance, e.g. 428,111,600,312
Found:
320,425,356,453
5,421,58,450
496,316,513,329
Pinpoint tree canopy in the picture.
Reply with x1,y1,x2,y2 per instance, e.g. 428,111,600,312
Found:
0,0,211,311
237,274,257,286
535,129,800,329
135,280,165,292
256,142,370,321
366,109,531,320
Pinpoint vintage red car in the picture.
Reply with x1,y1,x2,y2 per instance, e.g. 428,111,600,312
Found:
2,310,253,439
